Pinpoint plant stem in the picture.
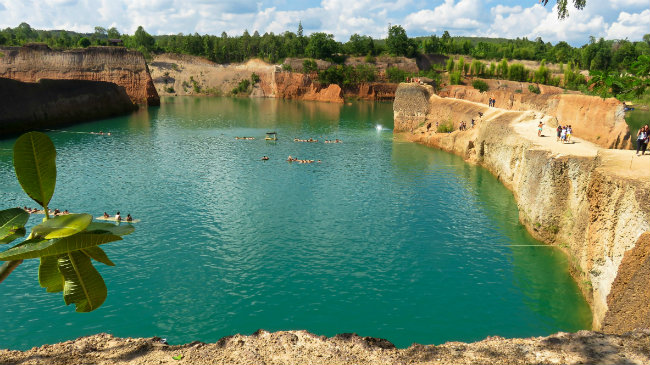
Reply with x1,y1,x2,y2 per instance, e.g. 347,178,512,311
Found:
0,260,23,283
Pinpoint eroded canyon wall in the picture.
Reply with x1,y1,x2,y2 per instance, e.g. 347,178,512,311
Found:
394,83,650,333
0,44,159,106
0,78,136,136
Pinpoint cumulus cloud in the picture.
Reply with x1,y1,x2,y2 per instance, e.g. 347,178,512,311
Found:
606,9,650,40
404,0,485,34
0,0,647,45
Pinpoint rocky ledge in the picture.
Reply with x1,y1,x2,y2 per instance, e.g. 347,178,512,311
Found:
1,329,648,365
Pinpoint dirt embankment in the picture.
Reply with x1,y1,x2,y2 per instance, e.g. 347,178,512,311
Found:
0,44,159,106
0,78,136,137
394,83,650,334
1,329,648,365
438,79,631,149
148,54,398,102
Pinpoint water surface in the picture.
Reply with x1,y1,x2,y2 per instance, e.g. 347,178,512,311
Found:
0,97,591,350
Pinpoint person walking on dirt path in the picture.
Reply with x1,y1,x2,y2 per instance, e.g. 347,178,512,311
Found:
556,125,562,142
538,121,544,137
637,125,649,156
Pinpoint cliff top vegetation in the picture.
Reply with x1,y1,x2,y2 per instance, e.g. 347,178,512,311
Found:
1,22,649,102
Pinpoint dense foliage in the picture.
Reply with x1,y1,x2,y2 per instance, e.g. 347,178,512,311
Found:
1,22,649,99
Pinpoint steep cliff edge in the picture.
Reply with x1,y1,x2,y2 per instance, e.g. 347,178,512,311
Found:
438,81,631,149
149,54,396,102
0,78,136,137
0,44,159,106
394,83,650,333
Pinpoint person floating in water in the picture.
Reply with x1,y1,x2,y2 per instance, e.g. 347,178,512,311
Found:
115,211,121,221
261,156,269,160
126,214,133,222
103,212,110,218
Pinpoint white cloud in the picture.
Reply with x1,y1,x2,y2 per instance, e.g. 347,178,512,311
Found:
0,0,647,46
606,9,650,39
404,0,484,34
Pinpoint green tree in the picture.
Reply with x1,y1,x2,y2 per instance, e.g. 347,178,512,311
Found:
540,0,586,19
0,132,134,312
305,32,338,60
386,25,416,57
134,26,155,51
78,37,91,48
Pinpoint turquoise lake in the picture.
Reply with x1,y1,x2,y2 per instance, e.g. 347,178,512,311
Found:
0,97,591,350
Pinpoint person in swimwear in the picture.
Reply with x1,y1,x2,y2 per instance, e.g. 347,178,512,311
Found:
103,212,110,218
115,211,121,221
126,214,133,222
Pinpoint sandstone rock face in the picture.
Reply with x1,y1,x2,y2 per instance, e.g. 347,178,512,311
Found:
347,82,398,101
1,329,648,364
394,84,650,333
0,44,160,106
273,71,343,102
438,81,631,149
0,77,136,137
149,54,399,102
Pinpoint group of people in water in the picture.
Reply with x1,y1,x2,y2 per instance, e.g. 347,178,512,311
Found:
294,138,318,142
235,137,255,140
286,156,321,163
637,124,649,156
324,139,342,143
103,211,133,222
90,131,111,136
22,207,69,215
556,125,573,143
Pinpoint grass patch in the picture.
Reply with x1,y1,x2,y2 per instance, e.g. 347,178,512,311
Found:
528,84,541,94
472,79,489,92
437,120,454,133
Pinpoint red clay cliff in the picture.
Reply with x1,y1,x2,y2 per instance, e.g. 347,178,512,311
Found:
0,44,159,106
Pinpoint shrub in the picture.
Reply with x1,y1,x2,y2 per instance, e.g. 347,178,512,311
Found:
446,58,454,73
472,79,489,92
449,71,462,85
514,89,522,93
78,37,91,48
386,66,406,83
281,63,292,71
303,59,318,73
437,120,454,133
251,72,260,84
508,63,528,82
231,79,251,95
364,53,376,63
165,87,175,93
171,63,179,71
528,84,541,94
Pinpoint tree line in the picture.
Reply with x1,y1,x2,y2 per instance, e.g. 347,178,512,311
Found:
1,22,649,99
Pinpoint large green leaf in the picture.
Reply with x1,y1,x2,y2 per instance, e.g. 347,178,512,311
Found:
58,251,107,312
13,132,57,208
39,255,64,293
0,233,121,261
0,208,29,244
82,246,115,266
32,214,93,239
85,222,135,236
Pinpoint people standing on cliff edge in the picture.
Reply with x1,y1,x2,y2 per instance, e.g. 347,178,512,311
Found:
637,125,649,156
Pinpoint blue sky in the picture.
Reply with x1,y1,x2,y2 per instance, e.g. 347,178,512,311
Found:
1,0,648,46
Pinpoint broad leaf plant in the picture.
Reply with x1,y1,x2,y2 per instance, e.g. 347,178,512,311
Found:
0,132,134,312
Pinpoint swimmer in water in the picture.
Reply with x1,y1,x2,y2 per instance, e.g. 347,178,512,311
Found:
103,212,110,218
115,211,121,221
261,156,269,160
126,214,133,222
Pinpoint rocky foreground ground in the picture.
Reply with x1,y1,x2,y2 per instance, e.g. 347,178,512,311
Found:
1,329,649,365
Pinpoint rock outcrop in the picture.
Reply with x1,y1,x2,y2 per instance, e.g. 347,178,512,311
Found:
149,54,399,102
0,77,136,137
1,329,648,365
394,83,650,333
0,44,159,106
438,80,631,149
